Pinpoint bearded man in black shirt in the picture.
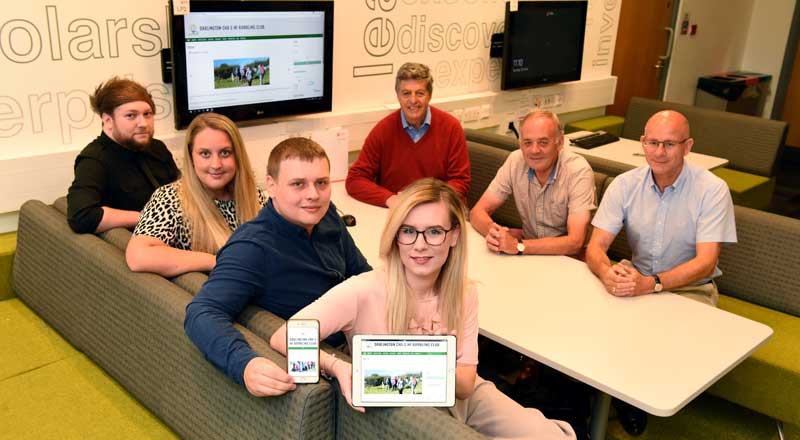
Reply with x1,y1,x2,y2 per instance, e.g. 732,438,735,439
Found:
67,77,180,233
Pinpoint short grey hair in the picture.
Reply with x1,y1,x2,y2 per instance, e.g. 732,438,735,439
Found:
519,110,563,133
395,62,433,94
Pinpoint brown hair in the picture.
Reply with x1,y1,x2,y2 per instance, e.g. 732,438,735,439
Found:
90,76,155,116
267,137,330,179
395,62,433,94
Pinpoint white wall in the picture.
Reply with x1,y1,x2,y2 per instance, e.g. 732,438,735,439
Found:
0,0,621,229
663,0,755,105
740,0,796,117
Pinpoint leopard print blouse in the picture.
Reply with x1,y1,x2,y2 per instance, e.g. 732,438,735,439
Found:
133,181,267,250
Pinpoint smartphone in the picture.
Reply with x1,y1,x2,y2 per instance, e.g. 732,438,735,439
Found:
286,319,320,383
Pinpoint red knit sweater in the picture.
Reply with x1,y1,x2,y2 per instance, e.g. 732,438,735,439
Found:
345,106,471,207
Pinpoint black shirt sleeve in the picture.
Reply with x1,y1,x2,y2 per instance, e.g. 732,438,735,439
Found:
66,134,180,234
67,155,108,233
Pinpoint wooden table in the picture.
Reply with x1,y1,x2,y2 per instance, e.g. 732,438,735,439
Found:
330,184,771,439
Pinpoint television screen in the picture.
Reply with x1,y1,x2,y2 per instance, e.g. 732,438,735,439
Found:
501,1,587,90
170,1,333,129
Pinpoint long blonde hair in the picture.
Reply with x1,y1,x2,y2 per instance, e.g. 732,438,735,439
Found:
379,178,469,334
180,113,260,253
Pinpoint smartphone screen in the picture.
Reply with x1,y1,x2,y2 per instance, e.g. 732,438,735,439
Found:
286,319,320,383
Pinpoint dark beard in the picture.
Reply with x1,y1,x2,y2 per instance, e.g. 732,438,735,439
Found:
119,134,153,151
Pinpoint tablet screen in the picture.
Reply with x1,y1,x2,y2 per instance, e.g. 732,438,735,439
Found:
352,335,456,407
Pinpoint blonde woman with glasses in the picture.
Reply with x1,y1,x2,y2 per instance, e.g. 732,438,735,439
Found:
271,178,574,439
126,113,266,277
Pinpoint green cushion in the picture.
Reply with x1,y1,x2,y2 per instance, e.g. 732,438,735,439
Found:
0,354,176,439
0,298,176,438
0,232,15,300
565,116,625,136
607,394,799,440
709,294,800,426
712,168,775,210
0,298,79,381
0,232,16,253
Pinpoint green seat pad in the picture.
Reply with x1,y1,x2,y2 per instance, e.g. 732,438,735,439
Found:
0,232,15,256
709,294,800,426
711,168,775,210
0,354,176,439
0,232,16,300
565,116,625,136
0,298,78,381
606,394,799,440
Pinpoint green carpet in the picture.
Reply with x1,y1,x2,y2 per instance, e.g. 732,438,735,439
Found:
606,393,799,440
0,355,177,439
0,298,78,381
0,299,176,439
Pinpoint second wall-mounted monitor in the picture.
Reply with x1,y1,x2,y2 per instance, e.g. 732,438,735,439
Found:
501,1,587,91
170,0,334,129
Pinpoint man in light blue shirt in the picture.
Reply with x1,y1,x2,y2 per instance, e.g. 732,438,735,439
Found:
586,109,736,437
401,104,431,142
587,110,736,307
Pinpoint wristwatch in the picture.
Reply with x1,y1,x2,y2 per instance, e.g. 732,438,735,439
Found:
653,274,663,293
516,239,525,255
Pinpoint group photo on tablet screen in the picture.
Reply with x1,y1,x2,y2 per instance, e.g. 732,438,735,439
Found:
352,335,456,406
364,372,422,395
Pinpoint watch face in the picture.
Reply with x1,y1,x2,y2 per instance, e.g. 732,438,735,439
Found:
517,241,525,253
654,275,663,292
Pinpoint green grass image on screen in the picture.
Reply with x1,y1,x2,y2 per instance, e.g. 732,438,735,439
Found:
363,372,423,395
213,57,270,88
364,383,423,394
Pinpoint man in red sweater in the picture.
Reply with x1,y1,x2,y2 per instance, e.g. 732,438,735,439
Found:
346,62,470,208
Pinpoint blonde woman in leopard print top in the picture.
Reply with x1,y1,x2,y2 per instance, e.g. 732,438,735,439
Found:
126,113,266,277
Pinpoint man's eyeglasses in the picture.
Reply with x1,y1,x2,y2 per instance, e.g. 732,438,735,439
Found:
642,138,689,149
396,225,455,246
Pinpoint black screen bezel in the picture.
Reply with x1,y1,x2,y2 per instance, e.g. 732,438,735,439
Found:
501,1,587,91
169,0,334,129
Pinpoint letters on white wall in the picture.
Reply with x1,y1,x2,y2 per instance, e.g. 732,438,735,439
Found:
0,0,619,216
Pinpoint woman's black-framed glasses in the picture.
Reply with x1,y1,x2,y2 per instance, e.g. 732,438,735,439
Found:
396,225,455,246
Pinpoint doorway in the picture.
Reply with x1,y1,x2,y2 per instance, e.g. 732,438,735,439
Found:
607,0,677,116
774,12,800,219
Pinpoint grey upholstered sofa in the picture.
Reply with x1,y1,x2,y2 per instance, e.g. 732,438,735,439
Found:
12,198,485,440
466,139,800,430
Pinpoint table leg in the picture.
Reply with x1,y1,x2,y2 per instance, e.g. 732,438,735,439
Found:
590,390,611,440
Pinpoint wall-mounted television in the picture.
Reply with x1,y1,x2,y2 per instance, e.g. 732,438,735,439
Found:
501,1,587,91
169,0,333,129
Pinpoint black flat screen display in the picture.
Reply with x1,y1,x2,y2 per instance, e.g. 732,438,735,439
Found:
502,1,587,90
169,0,333,128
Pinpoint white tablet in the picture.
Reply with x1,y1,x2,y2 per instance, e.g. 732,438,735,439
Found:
351,334,457,407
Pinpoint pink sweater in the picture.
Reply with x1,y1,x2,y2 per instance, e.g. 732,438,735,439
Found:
345,107,471,207
293,267,479,365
